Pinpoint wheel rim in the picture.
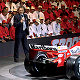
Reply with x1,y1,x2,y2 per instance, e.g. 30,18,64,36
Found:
34,53,47,74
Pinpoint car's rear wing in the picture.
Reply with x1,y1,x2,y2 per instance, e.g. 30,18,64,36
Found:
29,44,68,52
29,44,58,52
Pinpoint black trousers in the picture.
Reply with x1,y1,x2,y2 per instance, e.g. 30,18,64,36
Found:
14,31,29,60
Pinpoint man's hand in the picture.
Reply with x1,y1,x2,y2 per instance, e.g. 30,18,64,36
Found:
21,17,25,23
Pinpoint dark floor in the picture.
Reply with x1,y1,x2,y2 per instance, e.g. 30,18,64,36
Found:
0,54,69,80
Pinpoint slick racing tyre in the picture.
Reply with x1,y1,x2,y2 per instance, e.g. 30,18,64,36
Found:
24,56,32,74
66,56,80,80
32,52,48,76
24,52,48,76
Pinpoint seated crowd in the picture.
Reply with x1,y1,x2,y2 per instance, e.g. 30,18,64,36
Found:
0,0,80,42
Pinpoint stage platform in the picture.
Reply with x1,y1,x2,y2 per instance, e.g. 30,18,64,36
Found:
0,55,69,80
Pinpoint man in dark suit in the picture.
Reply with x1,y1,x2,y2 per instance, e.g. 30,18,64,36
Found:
14,6,29,62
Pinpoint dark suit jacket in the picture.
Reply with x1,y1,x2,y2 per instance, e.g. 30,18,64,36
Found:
14,13,29,38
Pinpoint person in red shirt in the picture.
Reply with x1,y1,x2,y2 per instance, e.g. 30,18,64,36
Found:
44,7,55,22
70,16,80,33
61,16,71,30
66,0,73,8
59,5,68,19
9,26,15,40
38,0,43,6
0,0,6,13
26,0,35,9
51,6,59,19
42,0,51,10
0,20,10,42
68,7,74,18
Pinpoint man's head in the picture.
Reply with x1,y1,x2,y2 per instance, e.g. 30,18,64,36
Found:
73,16,78,23
25,7,30,13
2,7,8,16
34,19,40,26
30,6,35,13
69,16,73,21
38,6,42,12
45,18,50,25
61,5,65,11
18,6,25,14
69,8,73,13
73,5,77,11
13,9,17,15
56,17,61,23
40,17,44,24
63,16,68,22
2,20,7,27
47,7,52,14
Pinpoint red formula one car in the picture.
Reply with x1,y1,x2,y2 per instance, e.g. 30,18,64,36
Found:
24,41,80,79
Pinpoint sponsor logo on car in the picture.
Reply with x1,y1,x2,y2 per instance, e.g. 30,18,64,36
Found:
69,46,80,54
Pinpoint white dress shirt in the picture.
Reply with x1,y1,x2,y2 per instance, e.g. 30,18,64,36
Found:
51,21,61,35
31,23,41,37
28,12,36,22
33,11,45,21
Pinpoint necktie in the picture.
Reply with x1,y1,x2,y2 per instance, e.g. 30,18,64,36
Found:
38,12,39,18
36,27,38,32
56,24,58,30
21,15,26,31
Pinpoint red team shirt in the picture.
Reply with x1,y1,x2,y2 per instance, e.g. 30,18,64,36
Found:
9,26,15,40
0,26,9,39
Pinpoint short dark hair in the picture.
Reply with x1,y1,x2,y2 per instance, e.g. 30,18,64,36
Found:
17,6,25,12
45,18,50,22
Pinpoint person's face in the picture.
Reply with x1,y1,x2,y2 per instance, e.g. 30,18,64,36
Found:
2,23,7,27
45,19,50,25
73,7,77,10
40,19,43,24
38,8,42,12
25,9,29,13
31,9,35,13
63,18,67,22
73,17,77,22
70,18,73,21
3,9,8,16
69,9,72,13
28,3,31,6
6,7,8,13
19,8,24,14
47,9,51,14
35,22,39,26
61,6,65,10
56,19,60,23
